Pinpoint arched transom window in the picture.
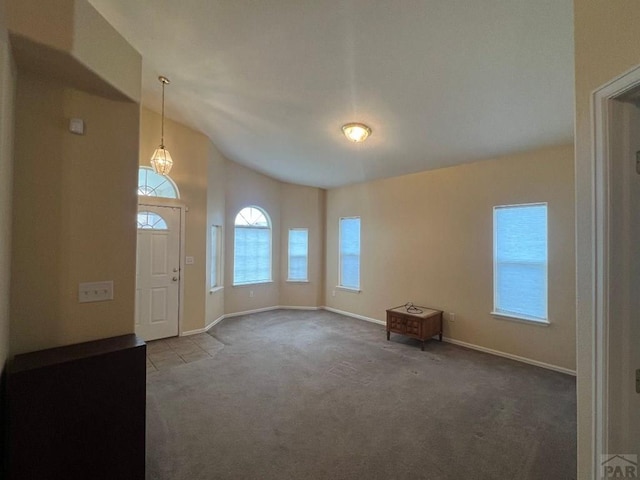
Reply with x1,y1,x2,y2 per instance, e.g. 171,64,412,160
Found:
233,206,271,285
138,166,180,199
137,211,168,230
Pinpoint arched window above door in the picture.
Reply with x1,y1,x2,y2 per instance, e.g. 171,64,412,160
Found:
137,211,168,230
138,166,180,199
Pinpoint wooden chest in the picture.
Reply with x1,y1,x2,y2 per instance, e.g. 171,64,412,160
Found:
386,305,443,350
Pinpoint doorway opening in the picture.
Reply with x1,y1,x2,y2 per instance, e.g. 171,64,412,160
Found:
592,66,640,476
136,204,182,340
135,167,183,341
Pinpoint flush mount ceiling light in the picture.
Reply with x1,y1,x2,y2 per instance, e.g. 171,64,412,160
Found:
150,75,174,175
342,123,372,143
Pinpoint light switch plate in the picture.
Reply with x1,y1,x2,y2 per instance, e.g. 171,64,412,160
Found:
185,256,194,265
79,281,113,303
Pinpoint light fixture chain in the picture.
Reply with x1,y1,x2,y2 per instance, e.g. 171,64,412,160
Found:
151,75,174,176
161,79,165,147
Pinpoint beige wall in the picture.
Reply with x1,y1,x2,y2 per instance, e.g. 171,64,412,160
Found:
223,164,326,314
139,108,211,334
6,0,141,102
574,1,640,477
71,0,141,101
139,110,326,327
10,72,139,355
6,0,74,52
279,183,325,308
224,162,281,314
205,143,227,326
0,0,15,371
325,144,576,371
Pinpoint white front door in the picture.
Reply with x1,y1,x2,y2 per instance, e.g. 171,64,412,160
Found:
135,205,181,341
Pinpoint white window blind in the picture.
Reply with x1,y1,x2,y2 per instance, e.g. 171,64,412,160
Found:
339,217,360,289
493,203,548,321
233,207,271,285
288,229,308,281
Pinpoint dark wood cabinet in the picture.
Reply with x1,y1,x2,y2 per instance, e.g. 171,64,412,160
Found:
4,334,146,480
386,305,443,350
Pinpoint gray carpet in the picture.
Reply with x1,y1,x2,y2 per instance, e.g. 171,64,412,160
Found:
146,309,576,479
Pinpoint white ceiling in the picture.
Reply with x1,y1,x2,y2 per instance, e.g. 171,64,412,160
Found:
88,0,574,189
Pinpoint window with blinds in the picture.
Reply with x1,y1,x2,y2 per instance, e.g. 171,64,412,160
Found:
288,229,309,281
339,217,360,290
493,203,548,322
233,207,271,285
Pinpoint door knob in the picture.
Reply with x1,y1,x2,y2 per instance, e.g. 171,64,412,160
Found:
172,277,178,282
173,268,178,272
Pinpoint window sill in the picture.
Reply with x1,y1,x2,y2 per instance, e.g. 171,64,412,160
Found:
209,286,224,294
286,280,309,283
335,286,361,293
490,311,550,326
233,280,273,287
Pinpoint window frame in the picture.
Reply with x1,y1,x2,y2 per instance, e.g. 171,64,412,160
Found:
492,202,549,325
136,211,169,230
233,206,273,286
338,216,361,292
137,166,180,199
210,224,223,292
287,228,309,282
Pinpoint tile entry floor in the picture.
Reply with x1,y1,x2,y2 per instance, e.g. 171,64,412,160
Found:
146,333,224,374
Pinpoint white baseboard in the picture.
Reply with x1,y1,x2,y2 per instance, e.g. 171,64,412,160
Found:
441,336,576,376
322,306,574,376
225,305,321,318
182,306,574,376
181,327,206,336
205,315,226,331
322,306,386,326
182,306,322,336
223,306,281,319
181,315,225,336
279,305,322,311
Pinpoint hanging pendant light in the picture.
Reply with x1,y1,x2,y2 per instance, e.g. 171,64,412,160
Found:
150,76,174,175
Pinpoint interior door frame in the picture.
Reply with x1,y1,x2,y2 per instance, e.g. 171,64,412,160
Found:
138,199,186,337
591,63,640,478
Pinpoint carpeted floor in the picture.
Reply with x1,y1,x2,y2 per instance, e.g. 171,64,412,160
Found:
146,309,576,479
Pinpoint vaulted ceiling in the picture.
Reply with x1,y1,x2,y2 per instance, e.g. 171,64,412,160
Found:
88,0,574,189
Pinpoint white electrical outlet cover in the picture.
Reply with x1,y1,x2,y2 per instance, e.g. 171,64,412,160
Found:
69,118,84,135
